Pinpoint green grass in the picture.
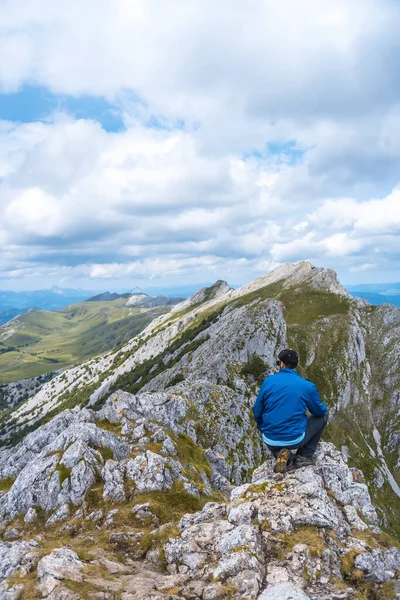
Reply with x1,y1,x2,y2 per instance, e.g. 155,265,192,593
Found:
0,301,169,383
55,462,71,485
133,481,218,523
241,354,267,386
0,475,16,492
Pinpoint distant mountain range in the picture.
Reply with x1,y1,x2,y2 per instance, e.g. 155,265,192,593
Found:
345,282,400,307
1,281,399,328
86,290,184,308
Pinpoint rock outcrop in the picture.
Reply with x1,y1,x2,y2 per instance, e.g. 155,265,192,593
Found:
0,442,399,599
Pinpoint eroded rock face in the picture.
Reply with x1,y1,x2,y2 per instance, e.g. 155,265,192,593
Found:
161,443,400,599
37,548,84,596
0,443,398,599
355,547,400,582
125,451,177,493
95,390,187,434
0,540,39,579
0,412,131,521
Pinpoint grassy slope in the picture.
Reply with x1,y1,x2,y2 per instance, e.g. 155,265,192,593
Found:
0,300,168,383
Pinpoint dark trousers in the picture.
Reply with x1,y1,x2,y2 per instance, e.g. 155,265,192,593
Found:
266,414,328,459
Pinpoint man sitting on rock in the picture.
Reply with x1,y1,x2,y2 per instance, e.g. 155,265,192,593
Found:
253,349,328,473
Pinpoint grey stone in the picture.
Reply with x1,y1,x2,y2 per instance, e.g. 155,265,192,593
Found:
0,581,25,600
37,548,84,596
355,547,400,582
183,482,200,497
24,508,38,523
257,582,310,599
3,528,22,541
0,540,39,578
102,460,126,502
126,451,174,492
46,503,70,526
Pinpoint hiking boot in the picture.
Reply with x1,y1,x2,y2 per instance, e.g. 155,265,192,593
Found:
294,455,315,468
273,448,292,473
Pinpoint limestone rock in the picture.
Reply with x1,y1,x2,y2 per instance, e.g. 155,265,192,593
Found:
0,581,25,600
355,547,400,582
24,508,38,524
3,528,21,541
131,503,160,527
96,390,187,433
37,548,83,596
125,451,174,492
0,540,39,578
258,582,310,599
102,460,126,502
46,503,70,526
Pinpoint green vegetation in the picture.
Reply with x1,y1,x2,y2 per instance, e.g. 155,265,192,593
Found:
166,373,185,387
0,475,16,492
133,481,216,523
55,462,71,485
0,300,169,383
233,279,350,325
277,526,326,559
174,432,212,481
246,481,269,494
241,354,267,386
94,445,114,461
139,523,180,561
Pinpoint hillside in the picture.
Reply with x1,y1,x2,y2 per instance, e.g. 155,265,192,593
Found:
0,300,170,384
0,288,91,326
0,262,399,598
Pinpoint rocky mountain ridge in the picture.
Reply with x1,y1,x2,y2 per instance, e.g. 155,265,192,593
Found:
0,397,398,598
0,261,399,598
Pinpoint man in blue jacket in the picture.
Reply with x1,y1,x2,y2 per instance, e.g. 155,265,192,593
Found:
253,348,328,473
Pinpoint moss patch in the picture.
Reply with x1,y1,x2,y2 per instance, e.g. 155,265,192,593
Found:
133,481,219,524
94,445,114,462
278,525,326,558
241,354,268,386
55,462,71,485
0,475,16,492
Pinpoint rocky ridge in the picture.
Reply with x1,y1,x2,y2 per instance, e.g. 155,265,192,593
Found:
0,261,399,597
0,382,399,598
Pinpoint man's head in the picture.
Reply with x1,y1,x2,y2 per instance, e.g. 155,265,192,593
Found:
276,348,299,370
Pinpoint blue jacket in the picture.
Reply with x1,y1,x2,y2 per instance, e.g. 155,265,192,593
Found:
253,368,328,443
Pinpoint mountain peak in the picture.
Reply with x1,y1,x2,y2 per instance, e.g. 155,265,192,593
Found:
172,279,232,312
129,286,147,296
235,261,349,299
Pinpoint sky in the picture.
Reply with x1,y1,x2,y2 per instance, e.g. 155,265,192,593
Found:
1,0,400,292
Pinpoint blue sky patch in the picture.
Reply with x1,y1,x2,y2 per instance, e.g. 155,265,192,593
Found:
0,85,125,132
243,140,306,165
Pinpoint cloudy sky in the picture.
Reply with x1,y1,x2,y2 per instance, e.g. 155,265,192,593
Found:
1,0,400,291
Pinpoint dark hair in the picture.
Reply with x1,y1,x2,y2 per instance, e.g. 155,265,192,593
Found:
277,348,299,369
283,359,298,369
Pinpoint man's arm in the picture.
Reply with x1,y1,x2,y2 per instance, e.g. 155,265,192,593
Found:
305,382,328,417
253,380,267,428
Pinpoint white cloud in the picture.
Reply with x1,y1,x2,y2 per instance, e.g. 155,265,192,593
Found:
5,187,61,237
1,1,400,286
349,263,376,273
